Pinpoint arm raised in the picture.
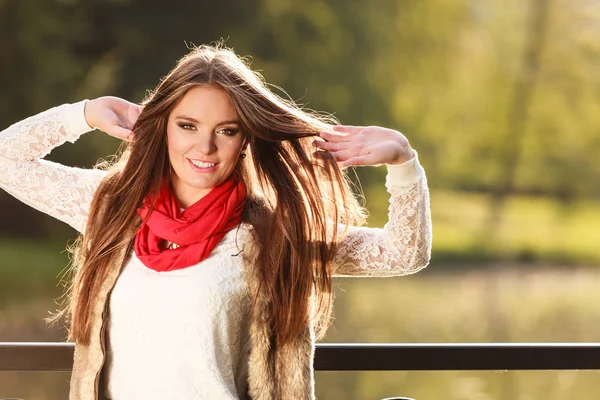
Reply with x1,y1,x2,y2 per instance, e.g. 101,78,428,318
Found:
0,101,105,233
332,155,431,277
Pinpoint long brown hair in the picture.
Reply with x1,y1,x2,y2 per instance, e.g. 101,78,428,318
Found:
61,44,366,346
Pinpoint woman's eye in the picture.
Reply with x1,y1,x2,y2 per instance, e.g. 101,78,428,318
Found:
219,128,239,136
178,123,195,130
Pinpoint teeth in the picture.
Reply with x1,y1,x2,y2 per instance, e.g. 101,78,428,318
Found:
190,159,216,168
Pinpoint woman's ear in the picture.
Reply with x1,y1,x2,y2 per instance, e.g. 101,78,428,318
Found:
239,137,250,161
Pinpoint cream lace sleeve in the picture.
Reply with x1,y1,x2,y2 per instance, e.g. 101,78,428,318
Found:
332,153,432,277
0,101,107,233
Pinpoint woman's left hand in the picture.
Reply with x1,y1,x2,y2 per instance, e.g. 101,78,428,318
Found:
314,125,415,168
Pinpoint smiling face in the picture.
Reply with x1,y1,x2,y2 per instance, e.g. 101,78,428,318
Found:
166,85,246,208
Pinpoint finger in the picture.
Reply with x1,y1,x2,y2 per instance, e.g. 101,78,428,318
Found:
342,154,377,167
313,148,349,159
126,105,143,127
333,125,364,134
313,139,347,152
108,125,135,141
312,151,351,170
319,130,350,143
328,149,354,162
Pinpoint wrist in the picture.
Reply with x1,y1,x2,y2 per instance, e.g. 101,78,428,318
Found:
388,146,415,165
64,100,95,140
83,99,98,129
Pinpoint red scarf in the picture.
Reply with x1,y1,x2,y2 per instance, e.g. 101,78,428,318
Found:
134,177,246,272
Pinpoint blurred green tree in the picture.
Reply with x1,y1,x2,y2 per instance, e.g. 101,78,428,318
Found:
2,0,600,256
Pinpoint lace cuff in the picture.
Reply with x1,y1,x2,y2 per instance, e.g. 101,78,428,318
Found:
63,100,95,141
385,150,424,186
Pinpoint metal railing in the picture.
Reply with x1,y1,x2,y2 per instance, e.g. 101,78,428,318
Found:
2,342,600,372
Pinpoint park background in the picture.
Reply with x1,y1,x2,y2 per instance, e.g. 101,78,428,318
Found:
2,0,600,398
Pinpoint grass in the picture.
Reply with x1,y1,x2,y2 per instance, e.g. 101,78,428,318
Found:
1,187,600,306
4,188,600,397
0,239,71,306
315,266,600,399
3,266,600,399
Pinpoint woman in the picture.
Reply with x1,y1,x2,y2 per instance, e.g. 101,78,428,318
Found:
0,44,431,400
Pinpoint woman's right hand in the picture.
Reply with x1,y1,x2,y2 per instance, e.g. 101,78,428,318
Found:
84,96,143,141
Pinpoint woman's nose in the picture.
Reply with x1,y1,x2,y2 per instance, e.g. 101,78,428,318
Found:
195,132,217,154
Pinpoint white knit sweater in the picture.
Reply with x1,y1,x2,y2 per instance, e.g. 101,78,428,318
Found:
0,101,431,400
105,227,252,399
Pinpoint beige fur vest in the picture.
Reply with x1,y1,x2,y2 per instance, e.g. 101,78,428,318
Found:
68,232,316,400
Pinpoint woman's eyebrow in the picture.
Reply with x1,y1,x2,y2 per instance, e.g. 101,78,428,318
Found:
174,115,240,125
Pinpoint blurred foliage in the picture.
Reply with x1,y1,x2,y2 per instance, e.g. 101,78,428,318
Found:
3,0,600,260
3,0,600,397
1,0,600,212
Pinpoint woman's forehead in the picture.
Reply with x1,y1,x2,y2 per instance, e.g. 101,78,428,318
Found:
171,86,239,123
